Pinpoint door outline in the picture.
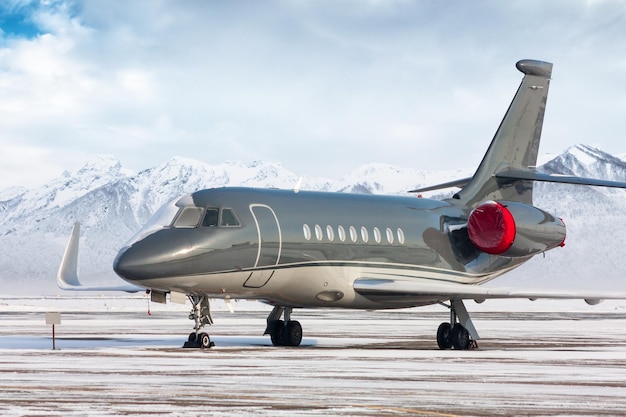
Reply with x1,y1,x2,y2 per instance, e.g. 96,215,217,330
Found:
243,204,282,288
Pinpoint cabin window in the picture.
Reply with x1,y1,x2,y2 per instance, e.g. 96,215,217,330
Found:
397,228,405,245
349,226,357,242
326,225,335,241
386,227,394,244
202,208,219,227
314,224,323,241
337,225,346,242
220,208,240,227
301,223,405,246
174,207,203,228
373,227,381,243
360,226,369,243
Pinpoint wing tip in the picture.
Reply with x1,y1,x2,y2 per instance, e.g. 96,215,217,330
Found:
56,222,144,293
56,222,82,289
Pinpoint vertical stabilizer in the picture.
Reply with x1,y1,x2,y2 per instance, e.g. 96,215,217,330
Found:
455,59,552,206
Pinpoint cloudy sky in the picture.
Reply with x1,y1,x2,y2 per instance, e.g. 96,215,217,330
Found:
1,0,625,189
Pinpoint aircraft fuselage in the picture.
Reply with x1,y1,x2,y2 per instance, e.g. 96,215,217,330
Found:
113,187,529,309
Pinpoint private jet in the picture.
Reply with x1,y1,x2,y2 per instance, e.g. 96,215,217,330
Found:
58,59,626,350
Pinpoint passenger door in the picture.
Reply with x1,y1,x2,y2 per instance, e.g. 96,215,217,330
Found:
243,204,282,288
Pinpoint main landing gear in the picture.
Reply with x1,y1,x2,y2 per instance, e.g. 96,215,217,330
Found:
181,296,302,349
183,295,215,349
436,299,479,350
264,306,303,347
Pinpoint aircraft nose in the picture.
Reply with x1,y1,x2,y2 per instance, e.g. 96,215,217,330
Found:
113,245,152,282
113,231,194,281
113,245,134,280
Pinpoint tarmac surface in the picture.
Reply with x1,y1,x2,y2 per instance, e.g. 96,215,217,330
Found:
1,297,626,416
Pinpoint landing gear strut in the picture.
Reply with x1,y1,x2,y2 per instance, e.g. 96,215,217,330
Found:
183,295,215,349
264,306,303,347
436,299,479,350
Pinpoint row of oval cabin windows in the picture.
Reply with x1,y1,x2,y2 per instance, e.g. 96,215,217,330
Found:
303,224,405,245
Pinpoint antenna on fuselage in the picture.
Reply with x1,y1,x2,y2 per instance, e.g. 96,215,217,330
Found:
293,177,303,193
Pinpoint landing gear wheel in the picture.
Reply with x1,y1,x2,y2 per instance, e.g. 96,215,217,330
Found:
265,307,305,347
270,320,285,346
285,320,303,347
199,332,214,349
436,322,452,350
188,332,197,343
451,324,471,350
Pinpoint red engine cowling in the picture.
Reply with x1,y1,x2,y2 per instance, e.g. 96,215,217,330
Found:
467,201,566,257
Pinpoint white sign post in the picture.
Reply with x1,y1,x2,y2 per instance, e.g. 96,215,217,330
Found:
45,312,62,350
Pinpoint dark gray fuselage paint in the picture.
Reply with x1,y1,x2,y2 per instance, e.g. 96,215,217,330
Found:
113,188,531,308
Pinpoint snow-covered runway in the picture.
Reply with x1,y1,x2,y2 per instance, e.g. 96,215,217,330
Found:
1,297,626,416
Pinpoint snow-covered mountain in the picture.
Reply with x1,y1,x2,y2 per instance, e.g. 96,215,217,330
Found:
1,144,625,294
498,145,626,291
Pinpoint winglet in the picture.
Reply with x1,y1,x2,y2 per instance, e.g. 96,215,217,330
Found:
57,222,82,289
56,222,143,292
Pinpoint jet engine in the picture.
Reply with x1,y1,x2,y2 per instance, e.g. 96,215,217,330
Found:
467,201,566,257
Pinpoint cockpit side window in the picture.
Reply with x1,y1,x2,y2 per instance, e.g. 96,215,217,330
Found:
221,208,241,227
173,207,203,228
202,208,219,227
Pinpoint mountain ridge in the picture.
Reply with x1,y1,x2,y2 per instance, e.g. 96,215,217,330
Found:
1,143,625,294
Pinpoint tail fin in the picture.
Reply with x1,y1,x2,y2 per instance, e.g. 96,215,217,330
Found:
410,59,626,199
455,59,552,206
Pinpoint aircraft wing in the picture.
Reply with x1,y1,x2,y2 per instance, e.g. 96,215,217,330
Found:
353,278,626,305
57,222,143,292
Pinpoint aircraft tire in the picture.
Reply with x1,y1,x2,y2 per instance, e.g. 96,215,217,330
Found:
270,320,285,346
188,332,197,343
285,320,303,347
436,322,452,350
451,324,470,350
200,332,213,349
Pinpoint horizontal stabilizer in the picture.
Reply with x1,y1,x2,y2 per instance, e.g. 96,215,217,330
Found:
354,278,626,305
409,177,472,193
495,170,626,189
57,222,143,293
409,169,626,195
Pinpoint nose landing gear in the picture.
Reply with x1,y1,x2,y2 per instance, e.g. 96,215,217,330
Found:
183,295,215,349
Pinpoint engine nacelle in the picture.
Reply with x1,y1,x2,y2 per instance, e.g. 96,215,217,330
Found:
467,201,566,257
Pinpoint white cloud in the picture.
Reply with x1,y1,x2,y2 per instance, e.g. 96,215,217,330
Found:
1,0,626,189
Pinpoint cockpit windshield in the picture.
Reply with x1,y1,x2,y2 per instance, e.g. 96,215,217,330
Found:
121,193,242,248
121,195,188,247
173,207,203,228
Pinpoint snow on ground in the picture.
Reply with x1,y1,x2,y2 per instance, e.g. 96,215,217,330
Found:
1,297,626,416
